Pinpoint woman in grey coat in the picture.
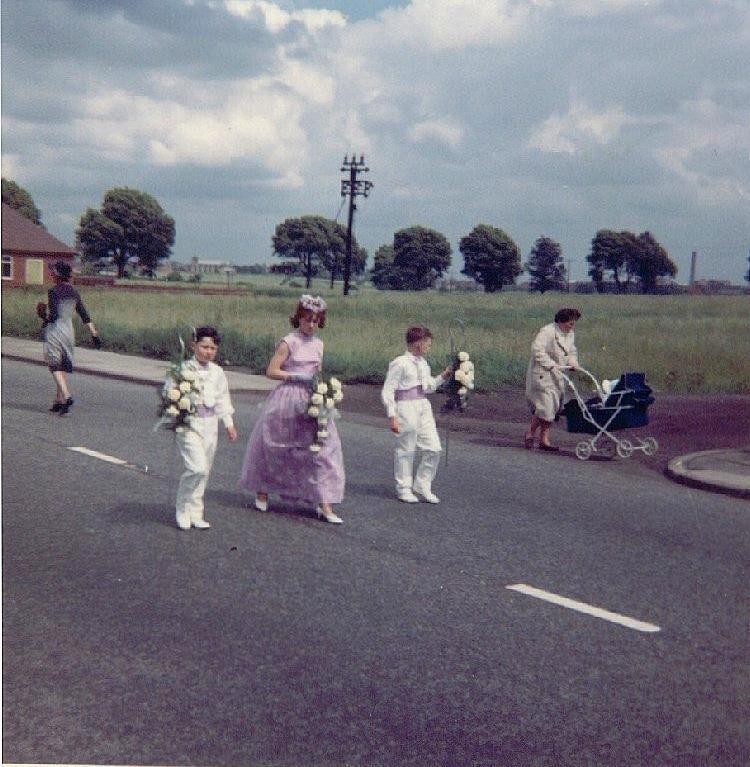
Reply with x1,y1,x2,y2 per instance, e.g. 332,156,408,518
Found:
39,261,101,415
524,307,581,451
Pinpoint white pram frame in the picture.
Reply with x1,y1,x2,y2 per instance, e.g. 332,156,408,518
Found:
558,367,659,461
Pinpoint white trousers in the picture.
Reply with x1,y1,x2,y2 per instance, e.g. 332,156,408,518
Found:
393,399,441,495
175,417,218,527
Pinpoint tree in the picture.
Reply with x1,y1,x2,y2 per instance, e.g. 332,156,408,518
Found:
634,231,676,293
2,178,42,225
459,224,522,292
76,187,175,277
370,244,397,289
587,229,637,293
272,215,359,289
391,226,452,290
526,236,566,293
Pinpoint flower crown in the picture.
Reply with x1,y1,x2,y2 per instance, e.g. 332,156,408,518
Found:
300,294,327,313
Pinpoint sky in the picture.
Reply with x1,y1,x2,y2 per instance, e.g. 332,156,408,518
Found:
2,0,749,283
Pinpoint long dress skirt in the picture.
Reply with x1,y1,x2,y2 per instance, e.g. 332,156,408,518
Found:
238,381,345,505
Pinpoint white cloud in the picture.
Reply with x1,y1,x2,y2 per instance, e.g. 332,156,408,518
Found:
409,118,464,148
528,101,633,155
654,97,750,204
376,0,530,51
221,0,346,33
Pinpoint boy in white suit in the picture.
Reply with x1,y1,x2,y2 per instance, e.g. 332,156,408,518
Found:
382,326,452,504
172,327,238,530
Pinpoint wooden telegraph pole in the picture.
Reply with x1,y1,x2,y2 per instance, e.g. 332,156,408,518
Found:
340,154,372,295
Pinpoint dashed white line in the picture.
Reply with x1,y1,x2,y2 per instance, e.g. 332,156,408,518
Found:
67,446,129,465
506,583,661,633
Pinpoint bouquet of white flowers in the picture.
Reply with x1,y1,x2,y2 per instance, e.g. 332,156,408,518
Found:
306,375,344,453
156,360,203,432
441,350,475,413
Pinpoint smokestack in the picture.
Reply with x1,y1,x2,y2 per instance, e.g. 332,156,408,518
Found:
689,250,697,286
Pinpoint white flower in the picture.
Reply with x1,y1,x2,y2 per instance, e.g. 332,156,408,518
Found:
175,426,186,433
458,351,469,362
458,387,467,396
467,381,475,390
168,388,181,402
329,377,342,390
316,382,328,395
178,397,191,410
317,430,329,439
311,393,324,405
181,369,196,382
455,370,466,384
166,405,179,416
332,391,343,403
317,416,328,426
309,443,321,453
308,406,320,417
179,381,192,393
325,397,334,409
459,361,471,373
465,361,474,372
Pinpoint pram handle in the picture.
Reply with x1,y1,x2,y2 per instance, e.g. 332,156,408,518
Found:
558,366,605,400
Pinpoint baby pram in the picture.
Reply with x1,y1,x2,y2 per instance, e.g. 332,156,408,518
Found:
558,368,658,460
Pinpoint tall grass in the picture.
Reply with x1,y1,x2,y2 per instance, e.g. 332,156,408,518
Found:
3,282,749,394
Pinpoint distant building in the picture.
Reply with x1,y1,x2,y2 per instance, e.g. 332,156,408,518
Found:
1,203,76,286
188,256,236,275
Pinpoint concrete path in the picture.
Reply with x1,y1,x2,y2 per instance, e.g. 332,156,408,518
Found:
2,335,747,499
1,335,275,392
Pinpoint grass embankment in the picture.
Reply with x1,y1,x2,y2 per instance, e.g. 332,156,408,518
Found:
3,281,749,394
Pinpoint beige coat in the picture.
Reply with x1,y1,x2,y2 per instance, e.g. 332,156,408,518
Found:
525,322,579,421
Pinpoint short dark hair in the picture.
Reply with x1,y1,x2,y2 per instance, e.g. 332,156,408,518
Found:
554,308,581,324
406,326,432,344
194,326,221,344
52,260,72,280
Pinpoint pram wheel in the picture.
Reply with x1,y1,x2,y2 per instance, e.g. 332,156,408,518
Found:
575,441,593,461
642,437,658,456
616,439,634,459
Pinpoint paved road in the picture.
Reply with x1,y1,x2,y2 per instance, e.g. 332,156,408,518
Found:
2,359,749,767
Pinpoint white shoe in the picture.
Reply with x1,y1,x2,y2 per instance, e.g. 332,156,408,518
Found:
316,505,343,524
176,513,192,530
254,495,269,512
413,486,440,504
192,518,211,529
398,491,420,503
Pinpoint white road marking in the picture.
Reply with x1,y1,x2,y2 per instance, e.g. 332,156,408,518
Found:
506,583,661,633
68,446,129,465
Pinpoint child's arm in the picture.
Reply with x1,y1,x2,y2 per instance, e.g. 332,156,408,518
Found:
382,358,401,433
422,361,453,393
215,368,237,440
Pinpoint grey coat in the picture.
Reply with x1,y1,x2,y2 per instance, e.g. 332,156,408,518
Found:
525,322,578,421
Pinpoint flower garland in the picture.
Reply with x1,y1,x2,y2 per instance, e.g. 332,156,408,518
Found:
442,350,475,413
156,349,203,432
307,375,343,452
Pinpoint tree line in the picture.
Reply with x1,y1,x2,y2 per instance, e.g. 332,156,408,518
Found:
4,178,749,290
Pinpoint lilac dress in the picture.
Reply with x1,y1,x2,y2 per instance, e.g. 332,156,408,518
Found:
238,331,345,506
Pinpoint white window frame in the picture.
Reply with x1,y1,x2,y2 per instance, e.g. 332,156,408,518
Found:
1,254,13,280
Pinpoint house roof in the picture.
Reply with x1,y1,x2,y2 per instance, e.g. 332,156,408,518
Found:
1,203,76,255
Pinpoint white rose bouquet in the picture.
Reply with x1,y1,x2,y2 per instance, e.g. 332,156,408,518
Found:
306,374,343,452
156,360,203,432
441,350,475,413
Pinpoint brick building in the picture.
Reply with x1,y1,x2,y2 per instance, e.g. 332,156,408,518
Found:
1,203,76,286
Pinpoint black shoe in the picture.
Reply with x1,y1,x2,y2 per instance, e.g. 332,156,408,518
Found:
58,397,74,415
49,402,64,413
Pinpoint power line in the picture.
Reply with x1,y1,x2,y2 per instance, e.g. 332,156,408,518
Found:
340,153,373,295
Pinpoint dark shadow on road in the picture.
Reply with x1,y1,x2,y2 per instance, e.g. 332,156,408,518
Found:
111,501,174,527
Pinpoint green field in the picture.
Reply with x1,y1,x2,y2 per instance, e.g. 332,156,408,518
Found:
3,280,749,394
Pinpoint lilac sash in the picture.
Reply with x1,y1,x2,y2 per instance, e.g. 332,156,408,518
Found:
395,385,425,402
196,404,216,418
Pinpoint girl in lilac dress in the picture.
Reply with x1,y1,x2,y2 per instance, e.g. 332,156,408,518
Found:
238,296,345,524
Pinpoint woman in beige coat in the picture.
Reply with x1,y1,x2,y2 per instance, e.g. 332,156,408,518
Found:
524,308,581,451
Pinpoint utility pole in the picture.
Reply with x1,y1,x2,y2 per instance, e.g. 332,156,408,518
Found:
340,153,372,295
